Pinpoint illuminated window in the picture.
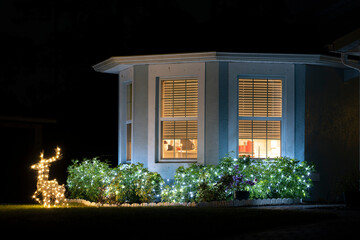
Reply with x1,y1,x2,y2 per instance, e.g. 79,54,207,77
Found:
126,83,132,162
238,78,282,158
160,79,198,159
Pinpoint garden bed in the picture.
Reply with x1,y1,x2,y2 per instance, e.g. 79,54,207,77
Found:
66,156,314,206
68,198,302,208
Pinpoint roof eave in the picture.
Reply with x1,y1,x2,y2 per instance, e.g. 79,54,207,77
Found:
93,52,348,74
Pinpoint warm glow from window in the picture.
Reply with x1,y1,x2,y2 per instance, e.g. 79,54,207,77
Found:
239,120,281,158
160,79,198,160
161,121,197,159
238,78,282,158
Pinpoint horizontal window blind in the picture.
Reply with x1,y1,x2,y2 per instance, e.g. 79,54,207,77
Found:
161,121,197,159
161,79,198,118
239,78,282,117
238,78,282,158
239,120,281,158
160,79,198,160
162,121,197,140
239,120,281,140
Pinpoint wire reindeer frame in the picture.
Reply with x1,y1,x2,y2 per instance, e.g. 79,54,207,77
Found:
31,147,67,207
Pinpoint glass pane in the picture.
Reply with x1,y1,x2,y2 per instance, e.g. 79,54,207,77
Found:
238,79,253,117
161,121,197,159
238,120,281,158
253,139,267,158
239,139,253,156
161,80,198,118
268,79,282,117
238,78,282,117
126,84,132,121
162,139,175,159
253,79,268,117
126,124,131,161
161,80,174,117
267,139,281,158
162,121,175,159
186,80,198,117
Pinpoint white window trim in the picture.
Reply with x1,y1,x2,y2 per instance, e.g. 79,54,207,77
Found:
158,78,199,162
148,63,205,169
237,77,283,159
119,68,134,164
228,62,295,159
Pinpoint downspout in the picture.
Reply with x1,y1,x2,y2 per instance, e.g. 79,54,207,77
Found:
340,53,360,72
340,53,360,190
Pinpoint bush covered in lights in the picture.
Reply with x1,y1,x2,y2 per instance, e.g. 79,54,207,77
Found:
67,159,164,204
67,155,315,204
106,163,164,203
67,158,117,203
160,156,315,202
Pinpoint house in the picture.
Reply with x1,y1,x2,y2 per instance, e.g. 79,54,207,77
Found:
93,51,359,202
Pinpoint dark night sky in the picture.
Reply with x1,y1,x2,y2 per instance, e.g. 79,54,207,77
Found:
1,0,360,202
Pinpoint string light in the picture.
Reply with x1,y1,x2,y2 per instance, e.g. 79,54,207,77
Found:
31,147,67,208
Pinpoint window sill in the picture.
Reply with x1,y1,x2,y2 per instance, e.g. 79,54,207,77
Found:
158,159,197,163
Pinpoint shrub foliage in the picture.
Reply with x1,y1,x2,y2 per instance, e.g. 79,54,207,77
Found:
160,155,315,202
67,155,315,203
67,159,164,204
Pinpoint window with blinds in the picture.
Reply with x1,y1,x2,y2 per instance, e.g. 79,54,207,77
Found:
126,83,132,162
161,79,198,118
160,79,198,160
238,78,282,158
239,79,282,117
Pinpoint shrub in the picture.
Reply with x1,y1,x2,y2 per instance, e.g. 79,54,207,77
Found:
67,160,164,204
160,164,221,203
67,158,117,203
161,155,315,202
108,163,164,203
249,157,315,199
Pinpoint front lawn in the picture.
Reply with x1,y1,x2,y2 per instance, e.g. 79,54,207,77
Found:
0,204,335,239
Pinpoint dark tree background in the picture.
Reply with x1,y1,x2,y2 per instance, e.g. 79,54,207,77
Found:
1,0,359,203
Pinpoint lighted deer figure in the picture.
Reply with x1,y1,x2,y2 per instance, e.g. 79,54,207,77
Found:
31,147,67,207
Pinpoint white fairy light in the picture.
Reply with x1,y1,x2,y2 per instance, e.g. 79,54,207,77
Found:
31,147,67,208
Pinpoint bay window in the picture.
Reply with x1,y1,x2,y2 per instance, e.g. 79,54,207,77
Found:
160,79,198,160
238,78,282,158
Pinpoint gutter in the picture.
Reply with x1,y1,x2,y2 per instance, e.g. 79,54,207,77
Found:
340,53,360,72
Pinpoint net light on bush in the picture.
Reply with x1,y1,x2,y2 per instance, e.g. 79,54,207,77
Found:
31,147,67,208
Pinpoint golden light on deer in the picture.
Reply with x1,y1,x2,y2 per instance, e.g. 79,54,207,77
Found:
31,147,67,207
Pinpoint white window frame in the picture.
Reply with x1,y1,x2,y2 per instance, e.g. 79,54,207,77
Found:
148,63,205,167
237,77,283,159
158,78,198,161
227,62,294,160
119,66,134,165
125,82,133,163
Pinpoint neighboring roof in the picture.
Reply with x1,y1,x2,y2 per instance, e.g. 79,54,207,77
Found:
328,28,360,55
93,52,350,74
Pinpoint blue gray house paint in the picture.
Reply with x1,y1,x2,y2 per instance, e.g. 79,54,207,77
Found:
94,52,359,201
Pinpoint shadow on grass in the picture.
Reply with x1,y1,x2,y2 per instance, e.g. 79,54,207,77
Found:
0,204,336,239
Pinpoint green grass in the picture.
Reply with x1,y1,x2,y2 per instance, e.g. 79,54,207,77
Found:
0,204,336,239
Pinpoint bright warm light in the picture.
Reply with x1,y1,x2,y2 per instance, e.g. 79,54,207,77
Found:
31,147,67,207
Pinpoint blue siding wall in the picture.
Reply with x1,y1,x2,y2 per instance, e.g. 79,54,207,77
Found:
305,65,359,201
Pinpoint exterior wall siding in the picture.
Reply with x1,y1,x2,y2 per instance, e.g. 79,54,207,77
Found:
228,62,296,158
305,65,359,201
147,63,205,179
132,65,149,167
118,67,133,164
115,59,359,202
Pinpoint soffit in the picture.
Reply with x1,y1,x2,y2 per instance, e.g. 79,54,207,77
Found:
93,52,349,74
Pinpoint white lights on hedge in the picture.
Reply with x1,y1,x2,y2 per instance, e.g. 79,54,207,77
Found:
31,147,67,208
